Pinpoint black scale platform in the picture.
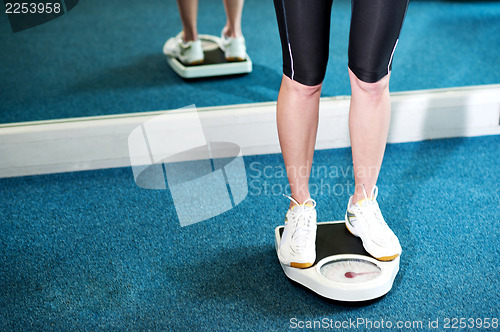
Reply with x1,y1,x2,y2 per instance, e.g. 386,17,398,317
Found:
278,222,371,265
183,46,237,67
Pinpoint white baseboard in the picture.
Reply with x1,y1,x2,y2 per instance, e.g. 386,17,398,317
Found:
1,84,499,178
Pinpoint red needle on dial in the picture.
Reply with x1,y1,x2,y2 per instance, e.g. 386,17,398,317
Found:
344,271,379,279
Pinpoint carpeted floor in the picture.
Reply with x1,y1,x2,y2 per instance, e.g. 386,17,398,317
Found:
1,135,499,330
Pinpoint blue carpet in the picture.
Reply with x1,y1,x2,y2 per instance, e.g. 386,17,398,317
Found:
1,135,499,330
1,0,500,123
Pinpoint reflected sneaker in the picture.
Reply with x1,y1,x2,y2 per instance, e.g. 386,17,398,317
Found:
278,196,317,268
219,30,246,61
163,32,204,65
345,186,402,261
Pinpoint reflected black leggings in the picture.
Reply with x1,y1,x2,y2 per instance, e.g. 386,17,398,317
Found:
274,0,409,85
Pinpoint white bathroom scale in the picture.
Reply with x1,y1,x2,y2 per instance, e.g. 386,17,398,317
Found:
163,34,252,79
275,221,400,302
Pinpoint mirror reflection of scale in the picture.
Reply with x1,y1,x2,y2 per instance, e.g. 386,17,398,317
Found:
163,34,252,79
274,221,400,302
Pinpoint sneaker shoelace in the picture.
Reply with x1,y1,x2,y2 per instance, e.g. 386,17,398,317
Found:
284,195,316,252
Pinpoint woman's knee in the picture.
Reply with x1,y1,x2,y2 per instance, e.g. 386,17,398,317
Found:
349,69,390,98
283,75,323,98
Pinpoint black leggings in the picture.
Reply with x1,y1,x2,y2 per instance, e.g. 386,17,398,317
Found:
274,0,409,86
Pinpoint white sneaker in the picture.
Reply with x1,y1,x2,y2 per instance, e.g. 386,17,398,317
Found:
219,30,246,62
345,186,402,261
278,196,317,268
163,32,204,65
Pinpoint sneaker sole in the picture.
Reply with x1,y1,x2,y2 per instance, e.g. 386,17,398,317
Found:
225,56,246,62
278,250,315,269
344,215,400,262
290,261,314,269
184,59,204,66
374,253,399,261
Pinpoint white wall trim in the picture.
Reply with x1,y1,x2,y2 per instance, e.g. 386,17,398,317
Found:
1,84,499,178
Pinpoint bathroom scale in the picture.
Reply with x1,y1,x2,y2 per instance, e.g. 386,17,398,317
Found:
274,221,400,302
163,34,252,79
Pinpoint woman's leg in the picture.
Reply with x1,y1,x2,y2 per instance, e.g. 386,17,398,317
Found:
349,70,391,204
348,0,408,202
274,0,332,268
345,0,408,261
176,0,198,41
222,0,244,38
274,0,333,205
277,75,322,207
276,75,321,268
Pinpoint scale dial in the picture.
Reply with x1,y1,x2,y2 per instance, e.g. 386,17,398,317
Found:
319,258,382,284
275,222,400,301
